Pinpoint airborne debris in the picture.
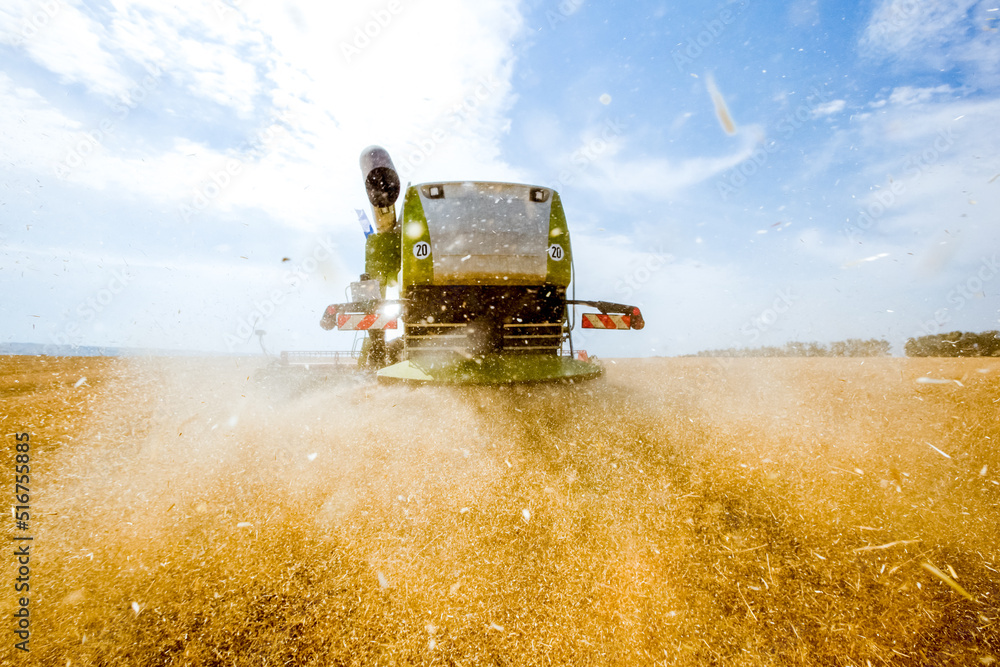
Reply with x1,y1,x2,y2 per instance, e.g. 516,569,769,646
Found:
916,377,959,385
853,539,920,552
705,73,736,135
921,561,975,602
842,252,890,268
925,442,952,459
16,355,1000,664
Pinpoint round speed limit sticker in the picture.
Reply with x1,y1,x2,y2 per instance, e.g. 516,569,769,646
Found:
413,241,430,259
547,244,564,261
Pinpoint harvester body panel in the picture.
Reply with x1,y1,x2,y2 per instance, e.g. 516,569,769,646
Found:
417,182,553,286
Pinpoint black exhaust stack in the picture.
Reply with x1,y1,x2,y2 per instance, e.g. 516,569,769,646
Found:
360,145,400,233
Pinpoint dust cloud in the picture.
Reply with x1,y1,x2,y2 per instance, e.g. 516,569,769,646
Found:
6,356,999,664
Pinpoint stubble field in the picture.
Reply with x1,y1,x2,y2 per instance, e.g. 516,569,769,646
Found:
1,354,998,666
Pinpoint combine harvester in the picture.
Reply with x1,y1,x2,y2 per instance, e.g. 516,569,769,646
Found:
317,145,643,384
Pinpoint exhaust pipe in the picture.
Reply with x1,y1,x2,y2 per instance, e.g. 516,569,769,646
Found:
360,145,400,233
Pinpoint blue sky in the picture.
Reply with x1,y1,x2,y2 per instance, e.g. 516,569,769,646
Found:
1,0,998,357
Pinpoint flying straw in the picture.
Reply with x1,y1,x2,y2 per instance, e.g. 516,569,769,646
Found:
705,73,737,135
921,562,974,602
925,442,952,459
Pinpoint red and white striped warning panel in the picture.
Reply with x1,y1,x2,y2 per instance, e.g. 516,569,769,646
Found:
336,313,398,330
581,313,631,330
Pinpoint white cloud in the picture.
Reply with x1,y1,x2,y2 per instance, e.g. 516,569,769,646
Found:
578,128,764,201
811,99,846,117
887,85,955,106
101,0,269,115
860,0,1000,89
172,39,260,117
0,73,81,171
0,0,526,233
0,0,135,100
799,95,1000,284
861,0,974,55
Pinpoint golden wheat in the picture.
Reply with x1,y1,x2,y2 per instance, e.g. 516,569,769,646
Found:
2,355,998,665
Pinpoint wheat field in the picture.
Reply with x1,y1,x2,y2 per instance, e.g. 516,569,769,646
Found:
2,355,998,665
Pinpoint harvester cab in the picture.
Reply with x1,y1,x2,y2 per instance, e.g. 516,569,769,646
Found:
320,146,644,384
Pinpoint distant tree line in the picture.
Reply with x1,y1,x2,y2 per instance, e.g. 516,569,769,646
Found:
691,338,891,358
904,331,1000,357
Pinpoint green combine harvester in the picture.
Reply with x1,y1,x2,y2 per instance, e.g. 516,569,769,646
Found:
318,146,643,384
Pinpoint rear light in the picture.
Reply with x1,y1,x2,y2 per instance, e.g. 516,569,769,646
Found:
630,307,644,330
320,304,338,330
